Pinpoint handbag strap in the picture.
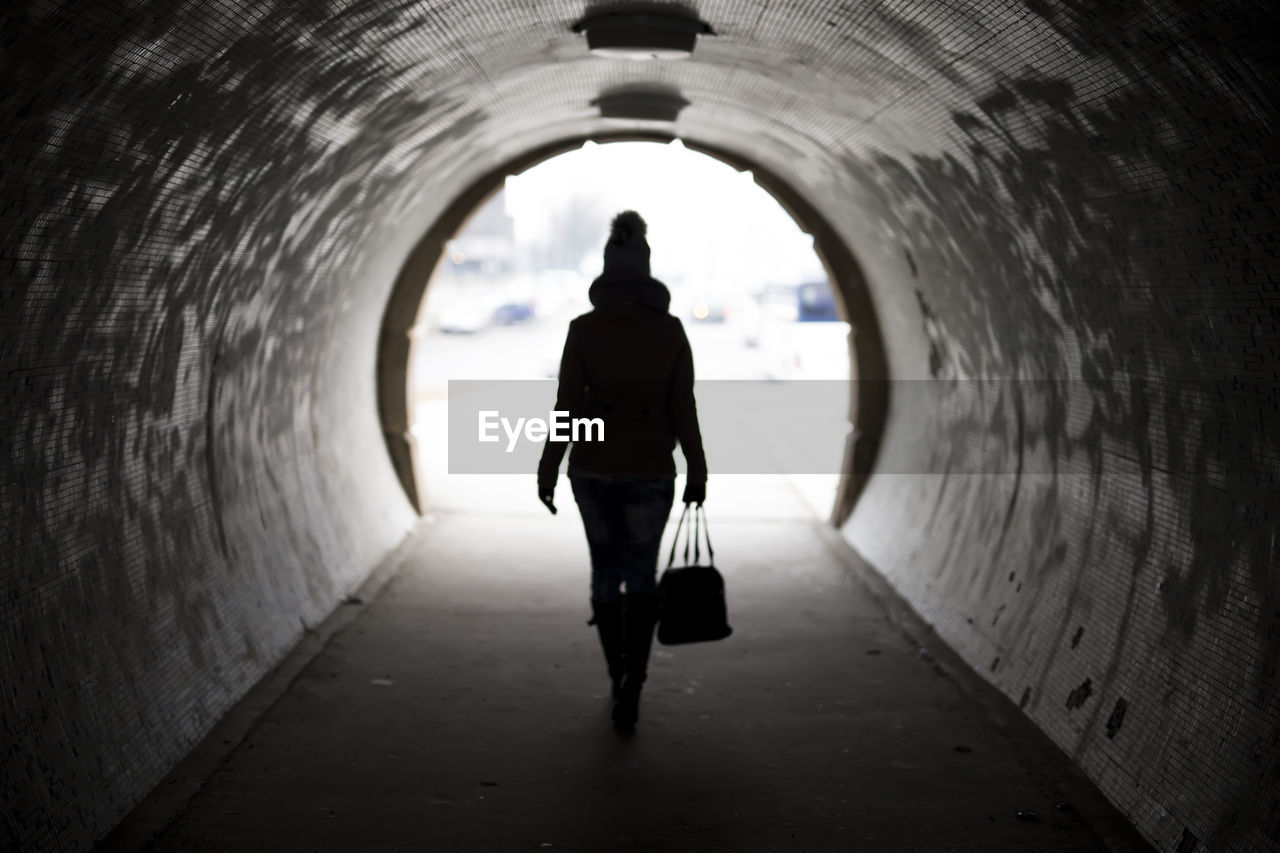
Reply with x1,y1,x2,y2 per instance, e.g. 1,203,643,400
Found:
665,504,715,568
697,505,715,564
692,507,700,564
666,504,691,569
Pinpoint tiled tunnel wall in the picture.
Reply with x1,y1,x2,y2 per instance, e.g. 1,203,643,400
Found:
2,1,1276,850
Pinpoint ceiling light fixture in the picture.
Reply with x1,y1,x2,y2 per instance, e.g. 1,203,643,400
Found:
592,86,690,121
573,9,714,60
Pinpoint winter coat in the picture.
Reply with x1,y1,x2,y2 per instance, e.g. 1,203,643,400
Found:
537,272,707,486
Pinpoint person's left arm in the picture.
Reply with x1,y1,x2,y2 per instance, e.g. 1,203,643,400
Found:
669,320,707,505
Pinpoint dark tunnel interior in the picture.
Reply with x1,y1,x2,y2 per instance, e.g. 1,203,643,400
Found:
2,1,1278,850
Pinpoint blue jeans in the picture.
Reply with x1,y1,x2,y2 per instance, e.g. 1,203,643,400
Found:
569,473,676,603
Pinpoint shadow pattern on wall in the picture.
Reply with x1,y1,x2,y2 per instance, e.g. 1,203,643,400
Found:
849,1,1279,848
0,1,473,847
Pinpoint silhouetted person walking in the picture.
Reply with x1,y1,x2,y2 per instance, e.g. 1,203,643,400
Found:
538,210,707,733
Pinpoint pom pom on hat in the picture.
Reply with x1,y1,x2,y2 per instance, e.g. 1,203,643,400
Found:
609,210,647,244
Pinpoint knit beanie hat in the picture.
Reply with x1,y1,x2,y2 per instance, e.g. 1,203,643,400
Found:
588,210,670,312
601,210,651,277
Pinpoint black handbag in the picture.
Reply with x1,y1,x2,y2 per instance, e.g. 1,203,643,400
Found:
657,505,732,645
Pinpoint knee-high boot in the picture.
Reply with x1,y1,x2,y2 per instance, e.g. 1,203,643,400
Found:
613,591,661,732
588,599,626,699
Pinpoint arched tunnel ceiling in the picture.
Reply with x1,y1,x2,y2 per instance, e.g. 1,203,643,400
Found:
11,0,1273,386
3,1,1278,851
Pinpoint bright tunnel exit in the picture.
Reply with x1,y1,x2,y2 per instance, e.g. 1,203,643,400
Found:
405,140,854,520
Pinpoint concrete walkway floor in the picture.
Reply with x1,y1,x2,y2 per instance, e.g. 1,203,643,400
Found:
110,499,1150,852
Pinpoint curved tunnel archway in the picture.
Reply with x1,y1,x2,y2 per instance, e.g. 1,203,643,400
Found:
2,2,1277,850
376,133,888,524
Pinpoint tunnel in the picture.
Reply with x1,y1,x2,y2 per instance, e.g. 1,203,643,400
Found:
2,1,1278,851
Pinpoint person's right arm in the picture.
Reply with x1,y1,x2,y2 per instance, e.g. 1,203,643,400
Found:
669,320,707,505
537,320,586,511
